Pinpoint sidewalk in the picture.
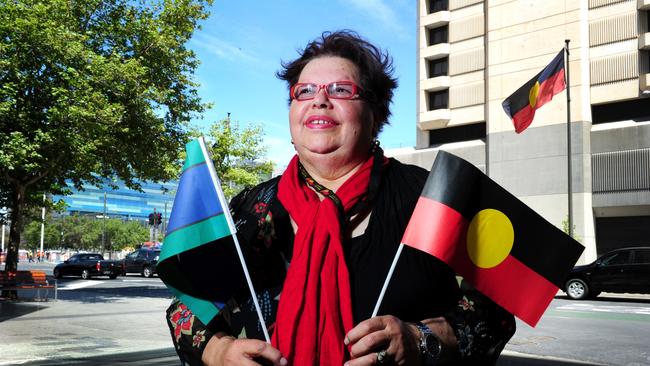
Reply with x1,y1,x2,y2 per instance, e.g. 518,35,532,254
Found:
0,295,175,365
5,283,645,365
1,298,607,366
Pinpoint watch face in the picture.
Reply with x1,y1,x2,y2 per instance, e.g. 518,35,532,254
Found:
424,333,441,357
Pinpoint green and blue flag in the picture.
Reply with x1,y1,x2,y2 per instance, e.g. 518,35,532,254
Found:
158,138,247,327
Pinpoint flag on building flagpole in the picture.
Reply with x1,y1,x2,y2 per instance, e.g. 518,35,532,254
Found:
401,151,584,327
502,50,566,134
157,138,269,340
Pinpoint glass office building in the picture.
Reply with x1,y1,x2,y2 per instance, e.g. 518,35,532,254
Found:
53,179,177,223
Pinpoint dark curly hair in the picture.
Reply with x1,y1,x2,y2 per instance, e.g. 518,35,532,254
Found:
276,30,398,138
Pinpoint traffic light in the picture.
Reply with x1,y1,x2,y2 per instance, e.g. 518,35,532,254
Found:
156,212,162,227
148,213,154,226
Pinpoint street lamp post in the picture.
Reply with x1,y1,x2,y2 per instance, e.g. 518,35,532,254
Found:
40,194,45,261
163,202,167,238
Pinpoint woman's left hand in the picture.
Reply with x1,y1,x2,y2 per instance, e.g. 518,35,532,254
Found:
343,315,421,366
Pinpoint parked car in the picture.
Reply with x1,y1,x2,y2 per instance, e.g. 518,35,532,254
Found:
53,253,122,279
564,247,650,300
121,247,160,278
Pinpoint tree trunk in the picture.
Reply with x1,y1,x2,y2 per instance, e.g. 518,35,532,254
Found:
3,183,25,273
1,183,25,299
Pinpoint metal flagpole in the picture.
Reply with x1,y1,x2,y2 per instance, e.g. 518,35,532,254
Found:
565,39,573,238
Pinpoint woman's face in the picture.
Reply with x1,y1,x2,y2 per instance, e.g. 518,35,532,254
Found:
289,56,374,164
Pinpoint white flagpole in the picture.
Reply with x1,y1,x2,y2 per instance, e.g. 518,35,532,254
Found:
371,243,404,317
198,137,271,343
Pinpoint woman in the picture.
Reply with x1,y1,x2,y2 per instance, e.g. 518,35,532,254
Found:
166,30,515,366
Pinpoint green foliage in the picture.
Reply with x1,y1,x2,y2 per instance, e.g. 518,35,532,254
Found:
0,0,211,270
562,216,581,243
198,119,274,198
22,214,148,251
105,219,149,250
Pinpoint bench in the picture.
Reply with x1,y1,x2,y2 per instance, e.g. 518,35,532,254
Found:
0,270,56,301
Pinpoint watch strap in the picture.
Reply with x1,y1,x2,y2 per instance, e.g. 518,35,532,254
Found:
415,322,441,366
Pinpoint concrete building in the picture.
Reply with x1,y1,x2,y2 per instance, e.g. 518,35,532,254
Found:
392,0,650,263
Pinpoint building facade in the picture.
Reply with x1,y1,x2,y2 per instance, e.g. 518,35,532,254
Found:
393,0,650,263
53,179,177,225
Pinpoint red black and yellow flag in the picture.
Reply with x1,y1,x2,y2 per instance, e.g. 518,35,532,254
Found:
402,151,583,327
502,50,566,134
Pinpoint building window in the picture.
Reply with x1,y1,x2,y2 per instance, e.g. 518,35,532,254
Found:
428,57,448,78
428,122,486,146
592,98,650,124
427,26,448,46
427,90,448,110
428,0,448,13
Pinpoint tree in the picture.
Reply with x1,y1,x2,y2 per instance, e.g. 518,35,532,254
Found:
105,218,148,251
201,119,274,198
0,0,212,272
22,214,148,252
562,215,581,243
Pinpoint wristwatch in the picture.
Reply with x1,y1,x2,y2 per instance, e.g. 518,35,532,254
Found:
415,322,441,365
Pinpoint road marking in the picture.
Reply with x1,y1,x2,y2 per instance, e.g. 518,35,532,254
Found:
556,303,650,315
58,281,100,290
122,279,157,282
501,350,607,365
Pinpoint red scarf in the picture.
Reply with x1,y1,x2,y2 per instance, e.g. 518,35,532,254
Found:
272,154,376,365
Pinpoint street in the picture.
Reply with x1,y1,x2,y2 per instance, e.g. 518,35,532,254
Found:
503,295,650,366
1,262,650,365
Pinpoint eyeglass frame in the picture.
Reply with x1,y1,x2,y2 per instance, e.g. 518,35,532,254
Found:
290,80,363,101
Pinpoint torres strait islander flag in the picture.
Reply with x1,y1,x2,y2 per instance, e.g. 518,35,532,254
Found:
402,151,584,327
502,50,566,134
158,138,246,328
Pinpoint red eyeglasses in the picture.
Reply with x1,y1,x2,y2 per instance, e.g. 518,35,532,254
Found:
290,81,361,101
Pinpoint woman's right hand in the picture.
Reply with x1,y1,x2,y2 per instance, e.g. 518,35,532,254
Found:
201,334,288,366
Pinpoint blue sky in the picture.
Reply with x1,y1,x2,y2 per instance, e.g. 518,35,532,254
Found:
189,0,417,166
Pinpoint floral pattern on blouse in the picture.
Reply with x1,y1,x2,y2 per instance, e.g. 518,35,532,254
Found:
192,330,206,348
170,302,194,342
459,295,475,312
445,279,516,363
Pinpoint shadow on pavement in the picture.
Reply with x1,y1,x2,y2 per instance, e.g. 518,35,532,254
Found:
55,285,172,303
8,348,605,366
11,348,180,366
554,294,650,305
497,354,603,366
0,301,48,322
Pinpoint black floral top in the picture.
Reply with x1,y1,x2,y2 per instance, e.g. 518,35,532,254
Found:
165,158,516,365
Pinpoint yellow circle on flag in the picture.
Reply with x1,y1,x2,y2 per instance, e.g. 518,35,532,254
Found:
529,81,540,108
466,209,514,269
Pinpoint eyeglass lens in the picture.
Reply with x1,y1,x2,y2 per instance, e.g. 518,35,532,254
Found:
293,82,356,100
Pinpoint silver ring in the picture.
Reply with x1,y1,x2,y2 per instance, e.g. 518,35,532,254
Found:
376,349,389,364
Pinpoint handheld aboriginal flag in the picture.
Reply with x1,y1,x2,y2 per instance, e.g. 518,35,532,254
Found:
158,138,269,340
502,50,566,134
401,151,584,327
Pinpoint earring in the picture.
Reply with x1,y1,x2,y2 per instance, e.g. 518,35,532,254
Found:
370,139,380,153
